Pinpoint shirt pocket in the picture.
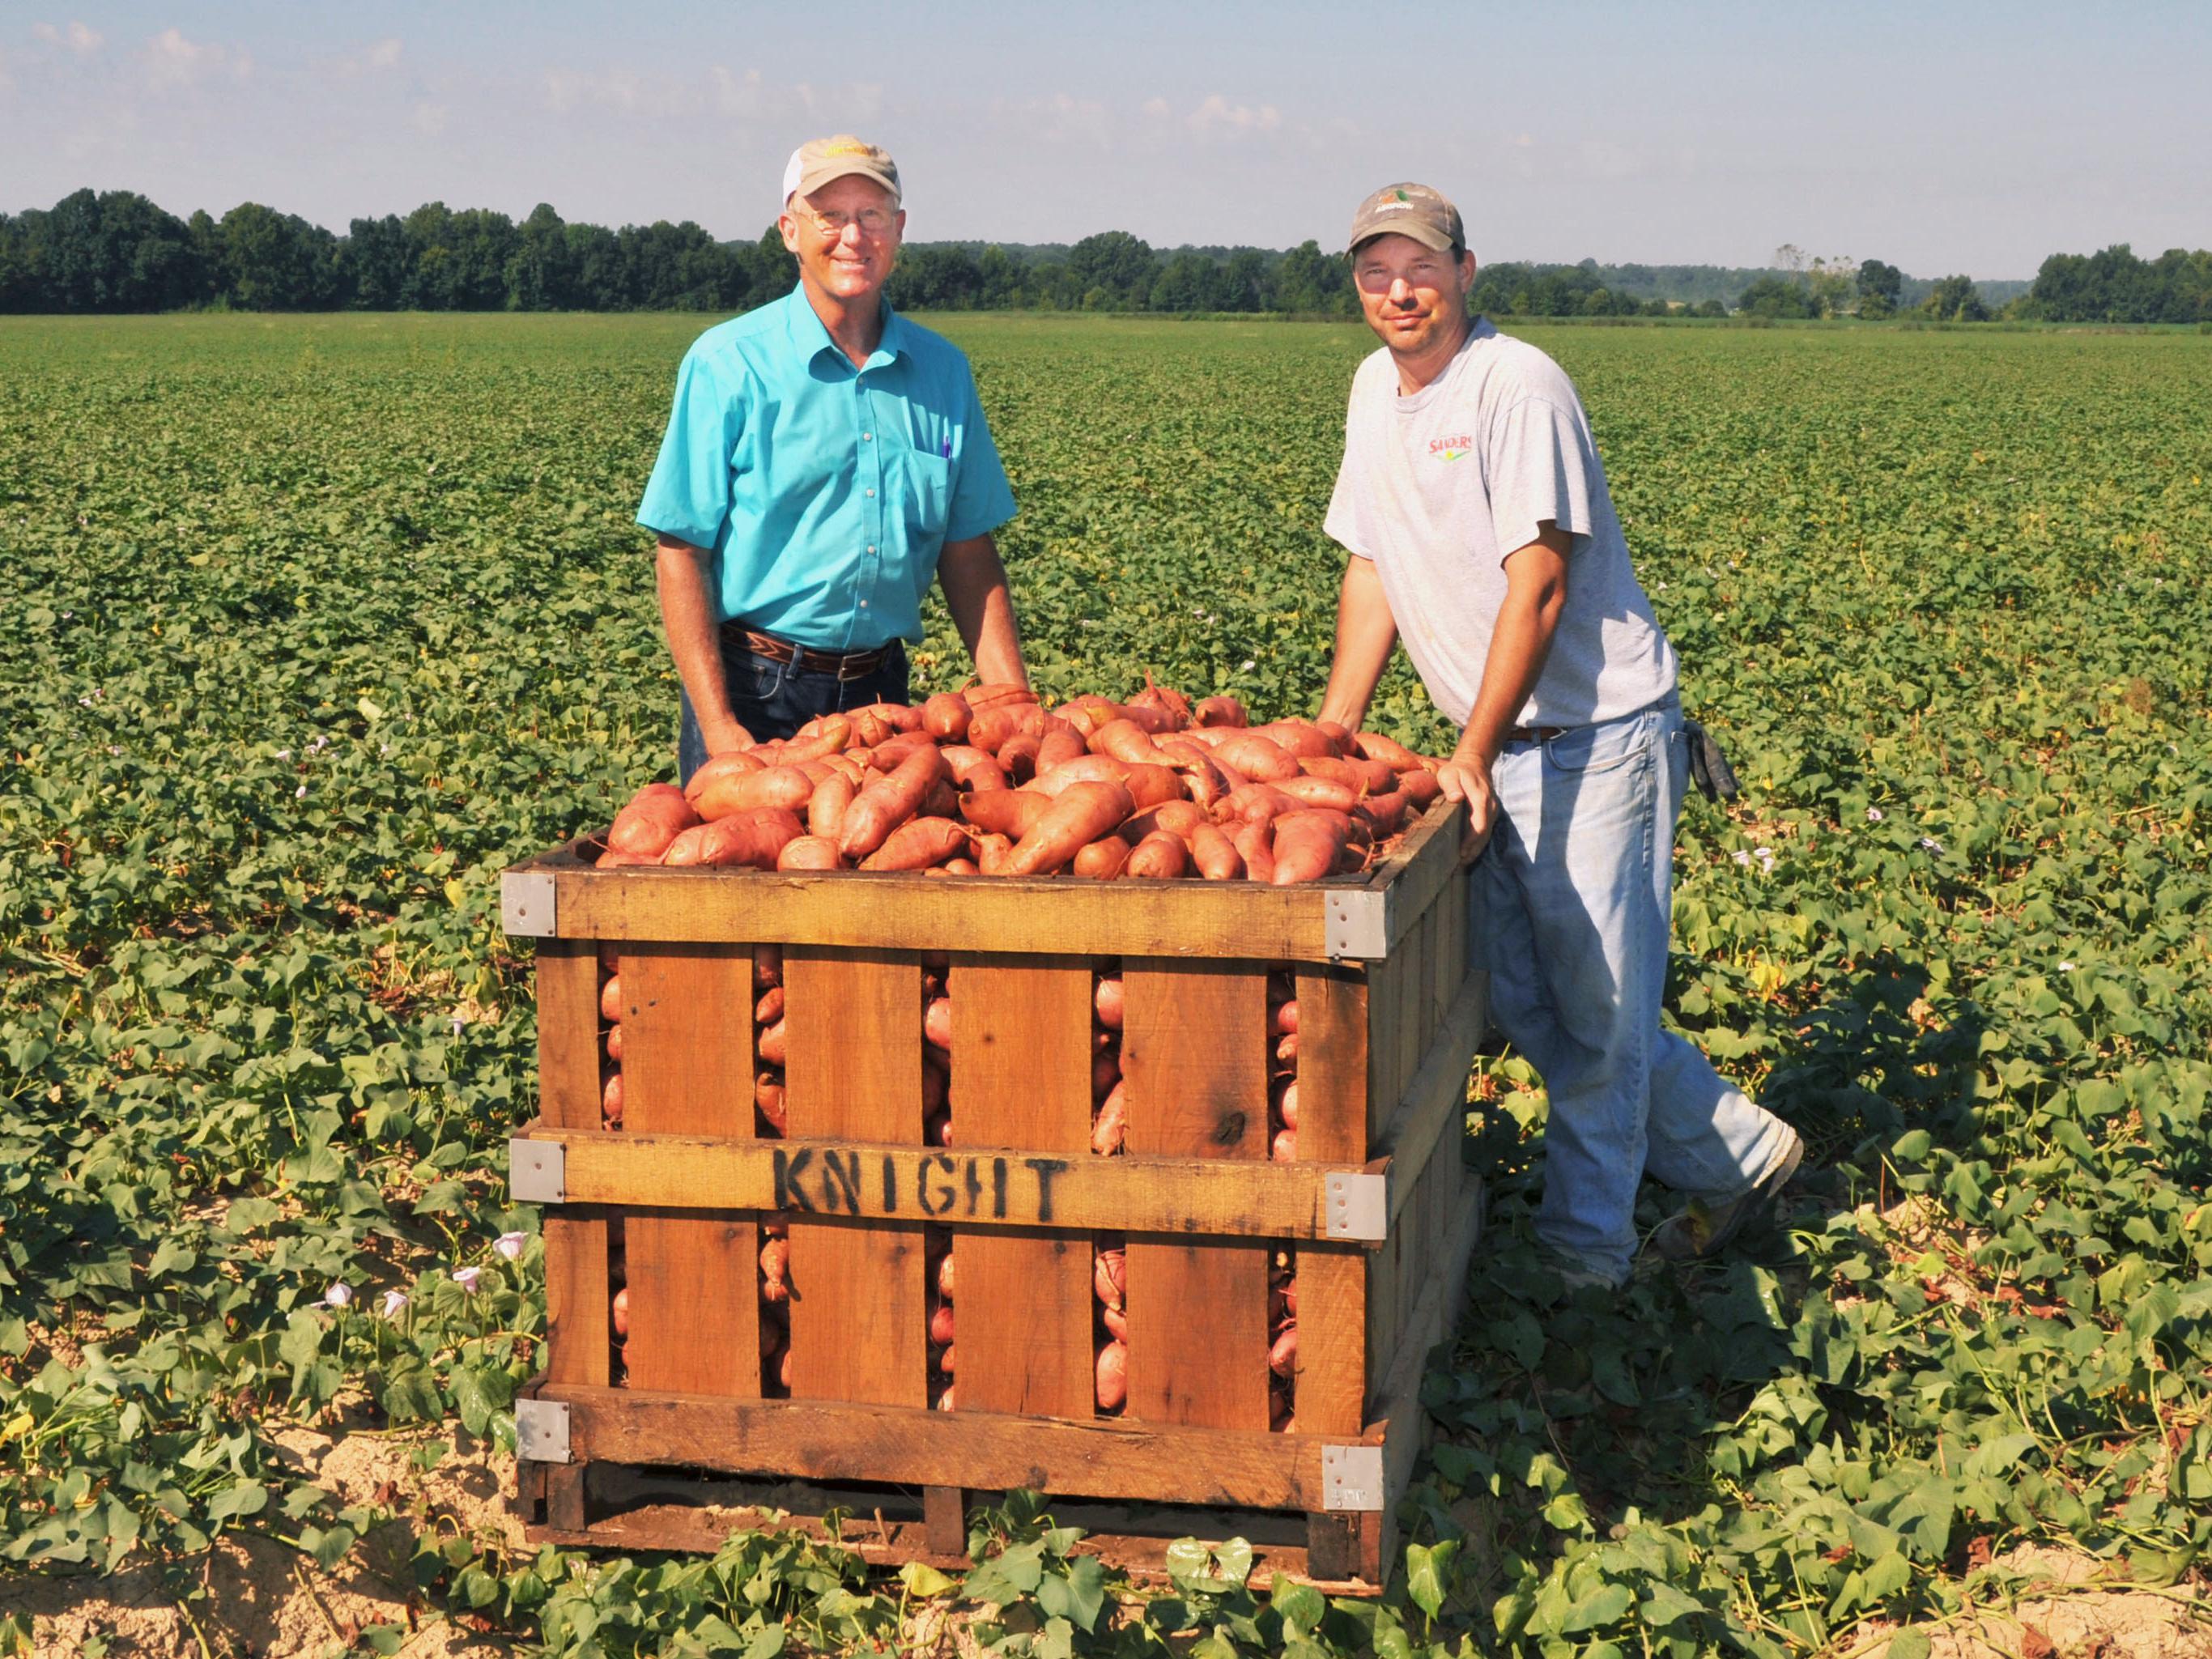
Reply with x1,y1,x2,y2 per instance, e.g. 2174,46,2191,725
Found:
1543,713,1652,776
897,450,951,537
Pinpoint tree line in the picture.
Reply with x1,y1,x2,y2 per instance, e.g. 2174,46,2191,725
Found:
2,189,2204,324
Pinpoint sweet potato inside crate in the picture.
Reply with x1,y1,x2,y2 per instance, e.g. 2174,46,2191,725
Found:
504,799,1487,1585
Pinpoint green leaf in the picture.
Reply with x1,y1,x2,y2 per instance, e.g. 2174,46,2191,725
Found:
1405,1538,1457,1621
1886,1631,1933,1659
899,1561,958,1598
206,1481,268,1521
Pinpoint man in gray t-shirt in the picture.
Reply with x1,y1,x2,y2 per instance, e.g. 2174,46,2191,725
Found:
1317,181,1801,1289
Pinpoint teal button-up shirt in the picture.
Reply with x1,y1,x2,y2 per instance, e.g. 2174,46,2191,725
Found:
636,287,1018,652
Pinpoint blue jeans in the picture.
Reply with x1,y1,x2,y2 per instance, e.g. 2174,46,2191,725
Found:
1473,697,1793,1282
677,634,910,788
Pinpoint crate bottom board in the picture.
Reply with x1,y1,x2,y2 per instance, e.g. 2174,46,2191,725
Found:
517,1461,1376,1592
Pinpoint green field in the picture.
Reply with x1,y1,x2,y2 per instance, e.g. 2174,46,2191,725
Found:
4,313,2210,1656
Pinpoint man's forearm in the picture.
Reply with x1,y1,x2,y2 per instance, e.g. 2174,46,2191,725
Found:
938,534,1030,687
1318,555,1398,731
1453,532,1571,768
655,536,746,744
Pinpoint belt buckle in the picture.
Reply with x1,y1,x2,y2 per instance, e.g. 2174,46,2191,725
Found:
836,653,874,683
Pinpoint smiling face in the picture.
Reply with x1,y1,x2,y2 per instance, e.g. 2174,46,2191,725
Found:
1353,233,1476,377
780,174,904,310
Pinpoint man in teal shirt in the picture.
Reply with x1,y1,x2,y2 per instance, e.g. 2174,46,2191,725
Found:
638,134,1032,778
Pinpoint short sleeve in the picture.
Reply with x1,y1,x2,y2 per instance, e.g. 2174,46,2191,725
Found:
636,347,741,551
1323,406,1375,559
1483,396,1598,563
944,371,1017,542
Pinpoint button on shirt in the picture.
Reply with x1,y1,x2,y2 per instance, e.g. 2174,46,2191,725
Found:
636,287,1018,653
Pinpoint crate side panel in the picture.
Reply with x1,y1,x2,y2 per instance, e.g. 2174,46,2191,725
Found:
1292,963,1368,1439
951,956,1096,1419
536,939,610,1385
622,946,760,1397
1123,963,1270,1431
785,950,926,1406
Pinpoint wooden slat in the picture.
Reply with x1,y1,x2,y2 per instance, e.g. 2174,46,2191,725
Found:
620,946,761,1399
951,956,1097,1419
513,1127,1368,1240
536,939,610,1386
1372,974,1488,1232
785,949,926,1407
1124,963,1270,1431
1292,964,1369,1441
540,1382,1362,1510
517,842,1354,962
535,939,602,1129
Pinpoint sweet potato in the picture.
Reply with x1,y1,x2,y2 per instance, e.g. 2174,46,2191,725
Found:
920,691,972,741
1092,1044,1121,1100
755,945,782,989
755,986,784,1026
839,744,948,859
1054,694,1125,736
1091,718,1164,765
780,714,853,764
1091,1081,1127,1155
1121,798,1208,842
965,681,1038,711
1095,1339,1129,1410
681,751,764,804
1036,721,1089,773
998,730,1042,782
1157,740,1233,806
777,834,844,870
1267,809,1356,884
1269,1324,1299,1379
1355,789,1410,838
755,1072,787,1134
1005,781,1135,877
1256,721,1342,759
759,1018,788,1067
1095,975,1125,1031
940,745,1008,793
1190,822,1245,881
929,1300,956,1347
1093,1247,1125,1308
1030,754,1129,794
1125,830,1191,879
607,783,700,859
1277,1079,1300,1129
806,772,855,840
1271,1127,1297,1161
662,806,805,870
611,1287,630,1338
960,789,1049,840
1234,815,1276,883
1355,731,1427,772
866,730,938,772
602,1070,623,1125
1219,783,1303,823
594,849,659,868
942,857,980,875
1212,731,1303,783
1193,695,1249,728
1270,998,1299,1036
920,778,959,820
974,832,1015,874
938,1252,955,1301
967,702,1039,754
1300,754,1397,793
1277,775,1360,812
1072,836,1132,879
604,1023,623,1061
852,700,923,734
924,997,954,1052
601,975,623,1024
1103,1304,1128,1341
695,764,815,820
1398,768,1443,807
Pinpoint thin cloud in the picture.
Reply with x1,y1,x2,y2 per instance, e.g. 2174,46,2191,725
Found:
144,27,249,89
32,20,104,53
1187,94,1282,142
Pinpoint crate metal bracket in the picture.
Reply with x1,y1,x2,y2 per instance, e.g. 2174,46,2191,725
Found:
1321,1444,1385,1511
510,1138,567,1205
516,1398,572,1465
1324,888,1389,961
502,870,557,938
1324,1171,1388,1241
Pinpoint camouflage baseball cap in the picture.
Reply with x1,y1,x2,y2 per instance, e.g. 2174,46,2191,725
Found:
1347,182,1464,255
782,134,901,206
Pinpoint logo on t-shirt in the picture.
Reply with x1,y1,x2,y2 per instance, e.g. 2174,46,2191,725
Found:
1429,435,1474,462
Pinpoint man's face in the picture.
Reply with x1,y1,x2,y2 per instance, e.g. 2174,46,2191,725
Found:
780,175,904,307
1353,234,1475,359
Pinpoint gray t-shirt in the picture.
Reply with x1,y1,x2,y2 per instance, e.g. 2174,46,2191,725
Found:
1324,318,1677,729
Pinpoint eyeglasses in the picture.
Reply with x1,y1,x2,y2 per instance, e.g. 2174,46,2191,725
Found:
793,206,895,238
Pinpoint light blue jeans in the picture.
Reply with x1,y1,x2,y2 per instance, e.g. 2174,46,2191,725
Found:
1473,697,1794,1282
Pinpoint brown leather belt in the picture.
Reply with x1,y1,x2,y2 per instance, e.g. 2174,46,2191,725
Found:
1505,725,1568,743
725,624,891,682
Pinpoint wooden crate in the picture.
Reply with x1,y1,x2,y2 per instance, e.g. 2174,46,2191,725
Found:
501,801,1486,1587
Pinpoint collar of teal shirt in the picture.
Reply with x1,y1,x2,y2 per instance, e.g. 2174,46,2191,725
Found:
785,283,912,374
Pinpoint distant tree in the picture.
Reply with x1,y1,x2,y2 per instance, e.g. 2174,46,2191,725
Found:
219,202,342,309
1148,251,1215,313
1734,275,1815,318
1806,254,1856,317
1922,274,1988,321
505,203,575,311
1855,258,1904,319
1274,239,1348,313
1693,298,1727,318
564,222,625,308
1215,249,1269,312
888,244,982,310
1066,231,1155,307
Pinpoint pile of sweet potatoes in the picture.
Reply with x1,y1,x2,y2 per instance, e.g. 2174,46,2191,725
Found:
592,680,1441,881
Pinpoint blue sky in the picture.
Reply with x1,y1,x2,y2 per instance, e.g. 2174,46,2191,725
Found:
5,2,2207,278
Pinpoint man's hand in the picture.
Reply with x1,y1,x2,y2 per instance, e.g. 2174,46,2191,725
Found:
1436,751,1499,865
700,713,757,756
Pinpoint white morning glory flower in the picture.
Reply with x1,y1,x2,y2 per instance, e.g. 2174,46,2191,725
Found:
451,1266,483,1293
1866,807,1884,823
323,1282,353,1309
495,1231,528,1261
381,1289,410,1318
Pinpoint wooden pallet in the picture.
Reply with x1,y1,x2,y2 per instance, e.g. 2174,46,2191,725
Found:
504,800,1486,1588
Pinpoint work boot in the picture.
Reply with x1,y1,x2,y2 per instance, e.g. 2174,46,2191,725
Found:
1651,1125,1806,1263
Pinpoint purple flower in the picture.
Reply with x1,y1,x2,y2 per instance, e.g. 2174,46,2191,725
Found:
323,1282,353,1309
494,1231,528,1261
451,1266,483,1294
380,1289,410,1318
